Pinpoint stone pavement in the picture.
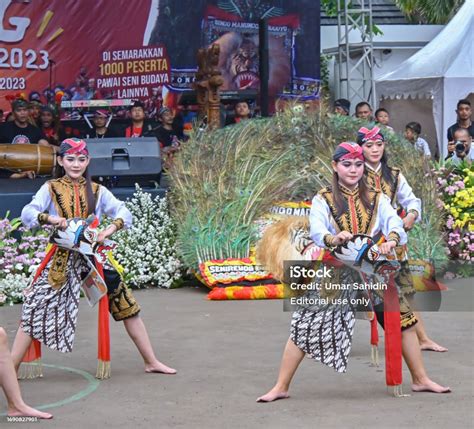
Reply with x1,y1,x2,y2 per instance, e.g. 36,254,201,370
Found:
0,283,472,428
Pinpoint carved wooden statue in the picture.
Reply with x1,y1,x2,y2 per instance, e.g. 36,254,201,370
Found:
194,43,224,129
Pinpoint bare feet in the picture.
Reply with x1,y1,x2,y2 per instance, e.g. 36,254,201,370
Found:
145,360,177,374
412,378,451,393
256,388,290,403
420,339,448,352
8,404,53,419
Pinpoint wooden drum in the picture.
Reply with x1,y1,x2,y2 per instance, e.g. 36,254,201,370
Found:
0,144,56,175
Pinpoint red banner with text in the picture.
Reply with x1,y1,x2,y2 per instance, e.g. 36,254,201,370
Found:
0,0,158,111
0,0,321,113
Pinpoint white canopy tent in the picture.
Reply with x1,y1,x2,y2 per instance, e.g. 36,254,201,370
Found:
376,0,474,158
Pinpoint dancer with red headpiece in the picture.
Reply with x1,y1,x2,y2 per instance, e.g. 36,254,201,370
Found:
357,126,447,353
256,142,450,402
10,138,176,379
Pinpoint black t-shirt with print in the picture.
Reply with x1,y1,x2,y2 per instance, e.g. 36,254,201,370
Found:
0,121,43,144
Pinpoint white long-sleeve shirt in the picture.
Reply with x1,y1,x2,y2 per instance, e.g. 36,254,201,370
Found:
365,163,422,221
21,182,132,229
396,172,422,220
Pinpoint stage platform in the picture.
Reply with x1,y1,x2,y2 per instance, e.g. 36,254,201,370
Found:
0,178,167,219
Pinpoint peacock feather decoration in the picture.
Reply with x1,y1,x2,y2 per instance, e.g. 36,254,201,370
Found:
168,103,447,271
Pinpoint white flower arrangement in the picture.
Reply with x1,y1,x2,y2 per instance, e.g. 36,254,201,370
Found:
0,273,30,305
113,187,182,289
0,215,48,306
0,189,182,306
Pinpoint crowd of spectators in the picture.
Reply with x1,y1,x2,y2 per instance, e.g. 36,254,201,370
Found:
0,97,188,180
1,91,471,180
333,97,473,164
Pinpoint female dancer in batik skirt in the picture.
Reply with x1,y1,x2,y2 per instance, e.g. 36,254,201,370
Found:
11,138,176,375
257,142,450,402
357,126,447,352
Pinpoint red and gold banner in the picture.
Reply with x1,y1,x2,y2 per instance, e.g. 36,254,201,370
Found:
0,0,157,110
0,0,321,112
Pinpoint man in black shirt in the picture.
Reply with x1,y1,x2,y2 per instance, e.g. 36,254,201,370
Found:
122,100,156,138
0,99,49,179
225,101,252,125
155,107,181,148
447,99,474,157
155,107,184,169
83,110,118,139
0,100,48,145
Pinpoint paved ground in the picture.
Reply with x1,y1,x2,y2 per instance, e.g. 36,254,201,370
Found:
0,282,472,429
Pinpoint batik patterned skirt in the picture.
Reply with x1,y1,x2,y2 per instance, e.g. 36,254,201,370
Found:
21,254,88,353
290,301,356,373
289,264,417,373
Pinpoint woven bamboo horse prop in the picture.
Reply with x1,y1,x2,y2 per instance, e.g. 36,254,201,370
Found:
22,216,118,380
0,144,56,175
49,216,117,265
256,216,406,395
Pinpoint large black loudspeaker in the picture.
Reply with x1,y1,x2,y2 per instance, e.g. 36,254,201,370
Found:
86,137,161,187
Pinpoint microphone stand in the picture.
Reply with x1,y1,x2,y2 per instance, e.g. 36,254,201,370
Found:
48,59,56,103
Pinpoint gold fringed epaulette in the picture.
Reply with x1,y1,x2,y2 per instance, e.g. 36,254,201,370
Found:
317,186,332,198
111,218,124,231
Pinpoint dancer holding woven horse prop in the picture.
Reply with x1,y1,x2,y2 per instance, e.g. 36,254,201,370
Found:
357,126,447,353
10,138,176,380
256,142,450,402
168,104,447,301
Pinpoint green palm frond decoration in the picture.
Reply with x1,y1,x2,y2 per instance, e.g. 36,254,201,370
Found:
395,0,464,23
